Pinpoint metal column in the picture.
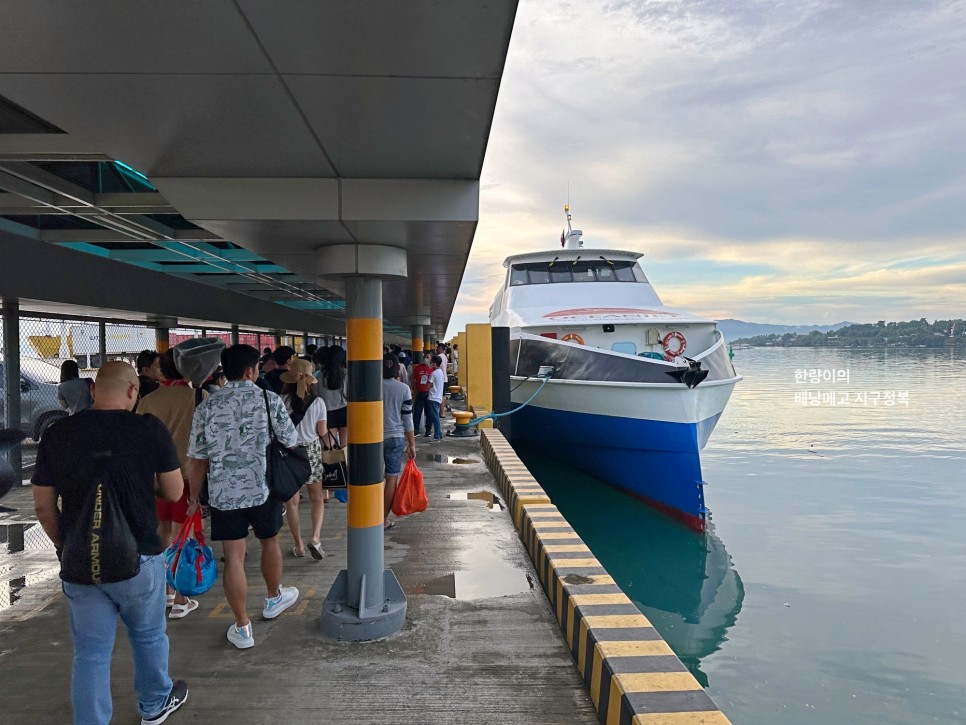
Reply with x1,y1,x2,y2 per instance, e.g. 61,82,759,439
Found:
2,298,22,477
318,243,408,641
492,326,512,440
98,321,107,368
231,325,240,346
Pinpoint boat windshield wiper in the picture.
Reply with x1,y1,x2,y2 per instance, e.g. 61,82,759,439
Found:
548,256,559,268
572,255,581,266
599,255,613,266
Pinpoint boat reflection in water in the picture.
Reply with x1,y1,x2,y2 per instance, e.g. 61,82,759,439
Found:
515,442,743,685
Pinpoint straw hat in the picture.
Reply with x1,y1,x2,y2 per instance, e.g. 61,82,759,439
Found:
279,358,316,399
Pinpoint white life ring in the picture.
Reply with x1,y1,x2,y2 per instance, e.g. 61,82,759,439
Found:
662,331,687,359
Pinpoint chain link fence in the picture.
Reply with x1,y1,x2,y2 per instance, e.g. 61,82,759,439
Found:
1,307,330,483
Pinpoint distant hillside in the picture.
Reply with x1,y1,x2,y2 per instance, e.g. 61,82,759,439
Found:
726,318,966,348
717,319,854,341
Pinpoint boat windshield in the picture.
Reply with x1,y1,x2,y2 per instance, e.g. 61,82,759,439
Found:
509,259,647,285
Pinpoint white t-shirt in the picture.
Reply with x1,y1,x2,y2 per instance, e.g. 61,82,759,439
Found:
288,396,327,445
428,367,446,402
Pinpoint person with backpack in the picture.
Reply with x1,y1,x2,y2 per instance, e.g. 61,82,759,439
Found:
279,358,328,559
32,362,189,725
411,352,433,437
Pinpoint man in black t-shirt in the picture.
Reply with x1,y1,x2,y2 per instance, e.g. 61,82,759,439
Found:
32,362,190,725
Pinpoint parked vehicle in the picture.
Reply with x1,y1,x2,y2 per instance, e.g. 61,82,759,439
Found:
0,358,67,441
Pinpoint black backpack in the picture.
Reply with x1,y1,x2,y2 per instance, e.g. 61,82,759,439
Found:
60,449,141,585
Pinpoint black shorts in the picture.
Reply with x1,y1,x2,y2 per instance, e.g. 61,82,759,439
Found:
210,497,283,541
328,406,348,428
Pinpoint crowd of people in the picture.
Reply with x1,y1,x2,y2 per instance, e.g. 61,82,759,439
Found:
32,336,455,724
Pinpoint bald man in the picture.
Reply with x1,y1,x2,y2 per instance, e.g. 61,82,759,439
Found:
33,362,190,725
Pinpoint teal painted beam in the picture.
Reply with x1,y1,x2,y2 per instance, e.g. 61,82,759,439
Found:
106,248,265,263
57,241,113,257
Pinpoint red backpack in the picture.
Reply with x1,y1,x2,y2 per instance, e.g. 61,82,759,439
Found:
413,363,431,393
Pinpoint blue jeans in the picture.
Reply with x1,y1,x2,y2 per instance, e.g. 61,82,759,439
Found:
384,436,407,476
412,392,431,435
426,399,442,440
62,554,172,724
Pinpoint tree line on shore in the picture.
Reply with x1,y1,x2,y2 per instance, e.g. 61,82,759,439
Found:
731,318,966,348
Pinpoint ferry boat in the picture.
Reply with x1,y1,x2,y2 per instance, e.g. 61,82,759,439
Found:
489,208,741,530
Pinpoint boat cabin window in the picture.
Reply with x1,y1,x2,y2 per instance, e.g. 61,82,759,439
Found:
550,266,572,283
508,260,647,285
509,266,529,286
571,261,596,282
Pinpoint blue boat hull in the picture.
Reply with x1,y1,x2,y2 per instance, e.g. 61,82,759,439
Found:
510,404,722,530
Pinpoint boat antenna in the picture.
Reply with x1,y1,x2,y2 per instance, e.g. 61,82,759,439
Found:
561,203,582,249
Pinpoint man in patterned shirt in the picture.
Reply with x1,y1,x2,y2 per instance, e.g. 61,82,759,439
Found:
186,344,300,649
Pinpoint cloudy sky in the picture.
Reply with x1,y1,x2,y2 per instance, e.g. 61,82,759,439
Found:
446,0,966,337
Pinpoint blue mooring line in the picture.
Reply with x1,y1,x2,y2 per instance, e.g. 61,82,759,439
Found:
466,373,552,426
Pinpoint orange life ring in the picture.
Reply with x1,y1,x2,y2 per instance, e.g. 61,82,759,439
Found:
662,331,687,358
561,333,584,345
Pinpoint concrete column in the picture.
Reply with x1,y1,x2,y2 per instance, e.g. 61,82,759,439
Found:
318,244,407,641
2,298,22,476
155,328,169,353
98,321,107,368
466,324,493,428
231,325,240,345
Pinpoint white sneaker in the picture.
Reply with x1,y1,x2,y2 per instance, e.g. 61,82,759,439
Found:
262,585,299,619
227,622,254,649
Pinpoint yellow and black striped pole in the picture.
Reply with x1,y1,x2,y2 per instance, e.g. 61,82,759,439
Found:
345,277,385,604
411,325,423,359
321,273,407,640
155,327,169,353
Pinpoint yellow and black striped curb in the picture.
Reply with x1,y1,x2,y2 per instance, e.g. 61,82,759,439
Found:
480,429,731,725
481,428,551,527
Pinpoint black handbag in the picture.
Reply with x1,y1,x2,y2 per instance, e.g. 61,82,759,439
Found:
320,432,348,489
60,449,141,585
263,390,311,502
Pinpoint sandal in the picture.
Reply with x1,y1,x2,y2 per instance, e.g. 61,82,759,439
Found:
307,541,325,560
168,598,199,619
291,547,305,558
165,593,175,608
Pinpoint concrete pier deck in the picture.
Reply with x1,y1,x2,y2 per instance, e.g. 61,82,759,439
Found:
0,431,598,723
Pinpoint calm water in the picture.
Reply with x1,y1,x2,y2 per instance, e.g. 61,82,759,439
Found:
515,347,966,724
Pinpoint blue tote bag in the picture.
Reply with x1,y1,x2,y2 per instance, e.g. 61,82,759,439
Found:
164,510,217,596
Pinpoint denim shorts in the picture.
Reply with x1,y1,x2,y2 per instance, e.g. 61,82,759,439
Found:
383,436,406,476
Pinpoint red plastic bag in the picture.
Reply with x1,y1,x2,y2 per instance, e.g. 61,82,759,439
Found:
391,459,428,517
